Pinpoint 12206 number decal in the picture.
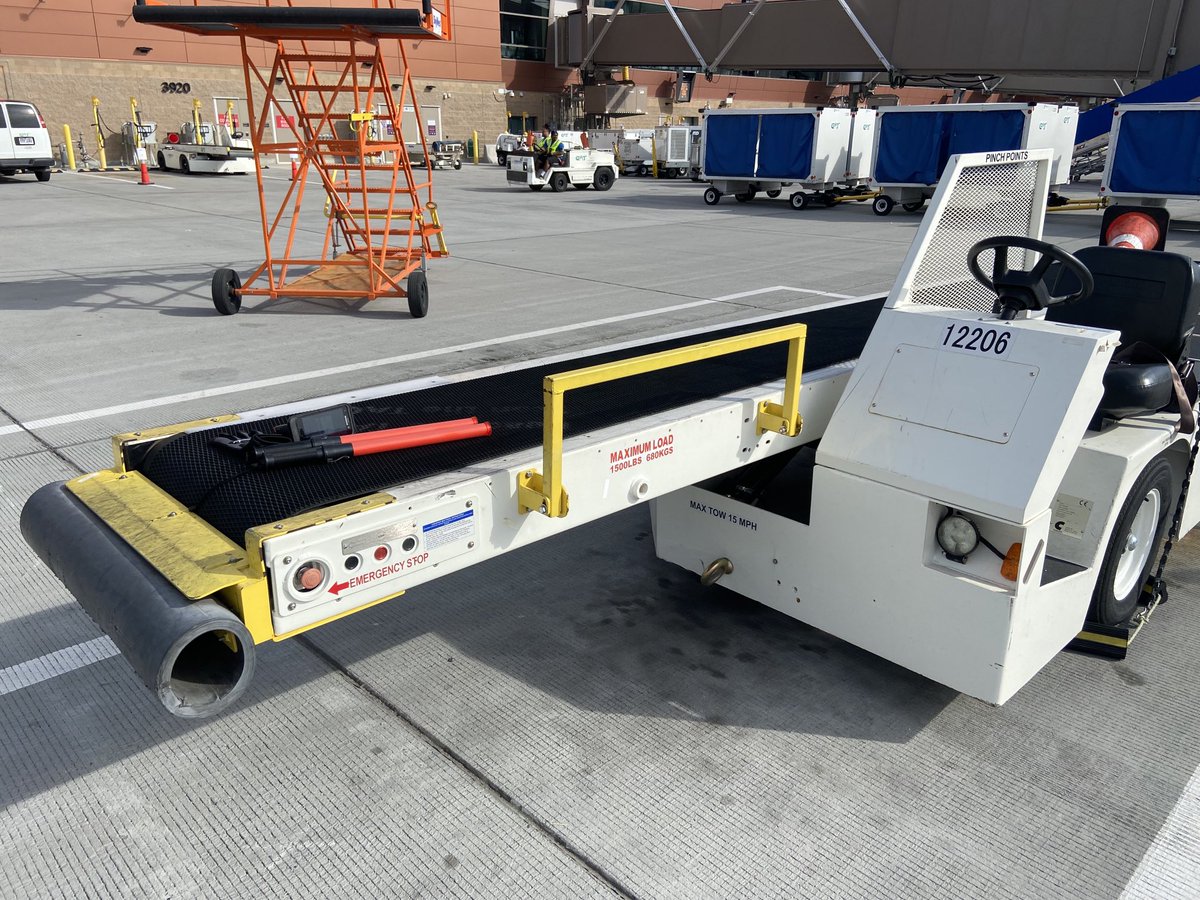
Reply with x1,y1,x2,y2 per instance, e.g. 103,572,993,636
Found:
942,324,1010,355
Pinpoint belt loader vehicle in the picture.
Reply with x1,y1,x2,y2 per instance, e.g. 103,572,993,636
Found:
22,149,1200,717
157,120,255,175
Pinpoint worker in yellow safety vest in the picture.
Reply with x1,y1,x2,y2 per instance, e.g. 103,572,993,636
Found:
535,125,563,178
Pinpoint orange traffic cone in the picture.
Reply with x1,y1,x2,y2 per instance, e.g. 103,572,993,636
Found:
138,162,152,186
290,157,300,181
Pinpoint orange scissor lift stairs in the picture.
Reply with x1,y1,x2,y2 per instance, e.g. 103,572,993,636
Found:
132,0,452,318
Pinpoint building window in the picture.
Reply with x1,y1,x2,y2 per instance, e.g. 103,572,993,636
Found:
501,0,549,61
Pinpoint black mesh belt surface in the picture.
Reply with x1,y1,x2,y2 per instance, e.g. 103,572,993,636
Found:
138,299,884,542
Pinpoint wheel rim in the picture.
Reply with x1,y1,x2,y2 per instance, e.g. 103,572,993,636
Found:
1113,487,1161,599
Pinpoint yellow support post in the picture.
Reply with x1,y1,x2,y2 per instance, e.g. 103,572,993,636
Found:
226,99,237,141
472,129,479,165
651,133,659,178
516,322,807,518
63,124,76,170
192,99,204,145
91,96,107,170
129,96,141,152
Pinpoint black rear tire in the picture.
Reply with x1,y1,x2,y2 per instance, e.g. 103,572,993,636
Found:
1090,456,1174,625
406,270,429,319
157,151,167,170
550,171,570,193
703,187,721,205
593,167,615,192
35,169,50,182
572,182,590,190
180,155,191,174
211,268,242,316
767,189,782,198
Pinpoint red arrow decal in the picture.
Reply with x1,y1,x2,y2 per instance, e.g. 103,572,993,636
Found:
328,581,350,596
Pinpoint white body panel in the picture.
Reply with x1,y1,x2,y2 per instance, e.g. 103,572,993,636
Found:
846,109,876,183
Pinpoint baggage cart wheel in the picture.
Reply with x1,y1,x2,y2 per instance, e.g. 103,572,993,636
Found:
703,186,721,205
529,184,544,192
872,195,895,216
790,192,808,211
211,268,242,316
902,199,926,213
637,164,648,177
767,189,782,199
593,167,615,192
550,172,570,192
406,270,429,319
1091,456,1173,625
734,190,756,203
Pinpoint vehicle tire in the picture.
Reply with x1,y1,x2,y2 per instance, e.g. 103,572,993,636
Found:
666,167,678,179
734,190,756,203
180,155,191,174
35,169,50,183
211,268,242,316
637,164,648,178
593,167,615,192
529,184,544,192
453,160,462,170
550,171,570,193
497,151,507,166
872,195,895,216
157,151,167,170
572,182,590,191
902,199,926,213
790,192,808,211
767,189,782,199
1091,456,1174,625
703,186,721,206
406,270,429,319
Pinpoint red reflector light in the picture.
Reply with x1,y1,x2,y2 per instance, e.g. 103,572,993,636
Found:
374,546,388,561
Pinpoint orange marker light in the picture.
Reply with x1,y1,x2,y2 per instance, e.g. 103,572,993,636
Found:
1000,543,1022,582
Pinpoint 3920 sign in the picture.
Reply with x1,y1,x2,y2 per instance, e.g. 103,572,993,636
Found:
161,82,192,94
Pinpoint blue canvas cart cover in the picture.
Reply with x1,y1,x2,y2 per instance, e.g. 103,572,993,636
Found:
1110,108,1200,196
755,114,816,180
704,115,759,178
875,111,948,185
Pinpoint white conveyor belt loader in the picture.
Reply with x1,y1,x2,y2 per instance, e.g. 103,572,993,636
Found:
21,150,1200,717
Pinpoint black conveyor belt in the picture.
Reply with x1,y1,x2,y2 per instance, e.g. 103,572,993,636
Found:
138,299,884,542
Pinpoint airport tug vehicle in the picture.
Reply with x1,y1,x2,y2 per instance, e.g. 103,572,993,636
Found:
506,147,619,192
21,151,1200,717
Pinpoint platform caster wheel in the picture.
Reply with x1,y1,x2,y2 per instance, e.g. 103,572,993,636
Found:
406,270,429,319
1091,456,1174,625
528,184,544,192
872,195,895,216
734,190,756,203
703,186,721,205
767,189,782,199
593,168,615,192
211,268,242,316
550,172,570,193
902,199,926,213
790,192,808,211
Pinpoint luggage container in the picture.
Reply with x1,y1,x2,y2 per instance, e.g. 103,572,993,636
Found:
1100,102,1200,202
651,125,693,178
870,103,1070,216
700,107,852,208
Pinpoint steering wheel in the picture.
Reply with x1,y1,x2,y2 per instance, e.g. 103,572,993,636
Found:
967,235,1094,320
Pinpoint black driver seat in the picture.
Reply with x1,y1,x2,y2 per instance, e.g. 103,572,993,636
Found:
1046,245,1200,422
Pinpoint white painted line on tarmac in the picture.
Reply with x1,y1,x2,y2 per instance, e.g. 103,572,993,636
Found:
0,285,846,437
0,636,119,697
1121,764,1200,899
70,171,175,190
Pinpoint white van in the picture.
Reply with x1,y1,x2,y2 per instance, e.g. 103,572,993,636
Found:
0,100,54,181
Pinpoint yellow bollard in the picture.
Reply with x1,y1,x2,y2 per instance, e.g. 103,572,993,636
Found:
651,133,659,178
192,99,204,145
63,124,77,170
472,129,478,165
91,97,107,170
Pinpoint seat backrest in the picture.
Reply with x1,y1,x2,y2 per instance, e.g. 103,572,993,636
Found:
1046,246,1200,365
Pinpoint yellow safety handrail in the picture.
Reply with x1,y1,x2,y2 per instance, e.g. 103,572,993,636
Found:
517,323,807,518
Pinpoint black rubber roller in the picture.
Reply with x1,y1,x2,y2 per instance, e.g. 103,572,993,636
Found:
20,483,256,718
